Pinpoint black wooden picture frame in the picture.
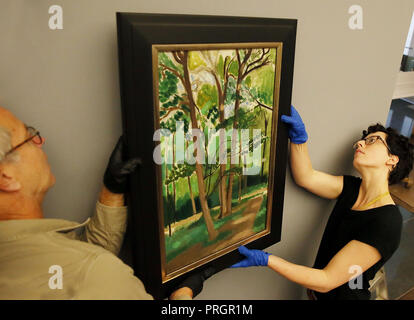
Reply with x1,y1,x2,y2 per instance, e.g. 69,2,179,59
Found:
116,12,297,299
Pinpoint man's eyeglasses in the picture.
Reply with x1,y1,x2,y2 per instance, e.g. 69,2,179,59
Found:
352,135,392,154
5,126,43,157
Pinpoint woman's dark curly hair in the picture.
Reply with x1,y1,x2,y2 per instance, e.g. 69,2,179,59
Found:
362,123,414,185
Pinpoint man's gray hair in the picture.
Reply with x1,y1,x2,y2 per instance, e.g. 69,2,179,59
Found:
0,126,19,163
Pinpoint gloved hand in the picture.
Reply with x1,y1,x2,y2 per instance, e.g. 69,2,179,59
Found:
230,246,271,268
281,105,308,144
103,135,142,194
171,267,216,299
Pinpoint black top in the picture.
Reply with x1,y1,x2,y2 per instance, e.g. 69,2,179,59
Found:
313,175,403,300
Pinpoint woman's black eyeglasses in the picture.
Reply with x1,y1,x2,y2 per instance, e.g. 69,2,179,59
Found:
352,135,392,154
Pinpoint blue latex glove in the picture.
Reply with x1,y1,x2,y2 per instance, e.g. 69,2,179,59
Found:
281,105,308,144
230,246,271,268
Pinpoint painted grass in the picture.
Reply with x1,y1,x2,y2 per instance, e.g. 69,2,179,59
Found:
165,201,243,262
165,185,268,262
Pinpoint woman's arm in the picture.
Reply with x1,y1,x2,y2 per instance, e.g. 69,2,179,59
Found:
267,240,381,293
267,254,330,293
290,142,343,200
281,106,343,199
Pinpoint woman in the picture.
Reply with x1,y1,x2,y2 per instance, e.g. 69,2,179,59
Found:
231,105,414,300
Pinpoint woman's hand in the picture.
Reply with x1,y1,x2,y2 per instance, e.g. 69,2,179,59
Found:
230,246,271,268
281,105,308,144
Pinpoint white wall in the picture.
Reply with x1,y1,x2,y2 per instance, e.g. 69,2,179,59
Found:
0,0,413,300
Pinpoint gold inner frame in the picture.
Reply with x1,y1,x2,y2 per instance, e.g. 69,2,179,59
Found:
151,42,283,283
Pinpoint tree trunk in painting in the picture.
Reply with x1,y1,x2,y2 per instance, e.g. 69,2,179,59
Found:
219,127,228,218
174,51,218,241
186,140,197,215
261,114,268,180
187,176,197,215
225,49,271,216
225,49,250,216
165,162,172,237
225,77,242,216
238,135,242,202
211,57,232,218
243,155,248,194
172,132,176,216
209,61,230,218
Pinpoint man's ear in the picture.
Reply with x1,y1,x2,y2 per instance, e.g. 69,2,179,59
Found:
0,166,21,192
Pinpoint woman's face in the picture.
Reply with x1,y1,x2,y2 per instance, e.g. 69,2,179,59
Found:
353,131,396,174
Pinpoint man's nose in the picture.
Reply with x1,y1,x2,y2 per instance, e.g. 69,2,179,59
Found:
36,137,46,147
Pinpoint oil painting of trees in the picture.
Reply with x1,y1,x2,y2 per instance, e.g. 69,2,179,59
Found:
154,43,282,277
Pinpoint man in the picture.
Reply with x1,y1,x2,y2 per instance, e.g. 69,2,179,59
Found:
0,106,211,299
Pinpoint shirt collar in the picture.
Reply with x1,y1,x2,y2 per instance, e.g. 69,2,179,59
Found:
0,217,90,242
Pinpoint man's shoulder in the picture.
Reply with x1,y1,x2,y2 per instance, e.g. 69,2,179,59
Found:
46,231,112,256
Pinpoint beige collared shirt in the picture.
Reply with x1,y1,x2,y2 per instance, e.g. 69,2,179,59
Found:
0,201,154,300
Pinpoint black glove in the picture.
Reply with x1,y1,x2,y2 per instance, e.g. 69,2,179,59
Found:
173,267,216,299
103,135,142,194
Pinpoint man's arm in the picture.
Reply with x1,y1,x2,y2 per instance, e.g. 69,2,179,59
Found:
78,185,127,255
78,135,140,255
170,287,193,300
99,185,124,207
169,267,216,300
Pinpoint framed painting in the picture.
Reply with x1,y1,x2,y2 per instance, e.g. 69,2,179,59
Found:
116,12,297,299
